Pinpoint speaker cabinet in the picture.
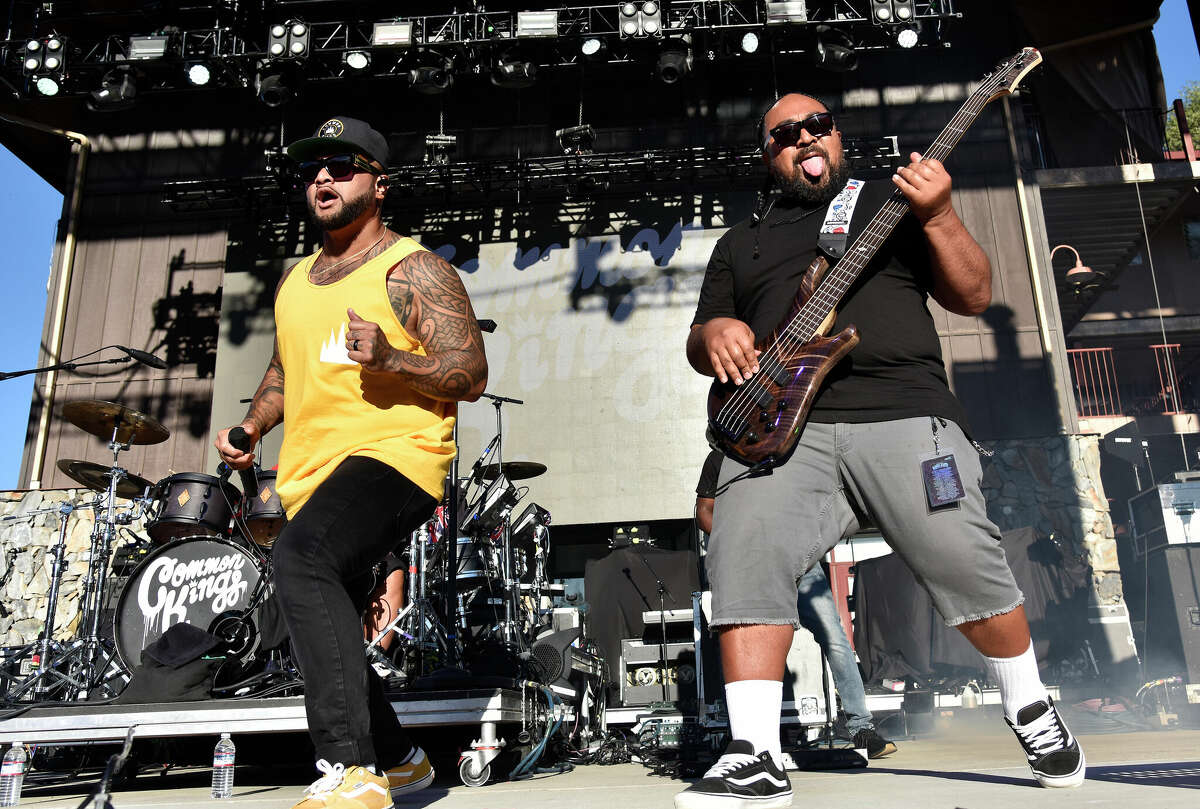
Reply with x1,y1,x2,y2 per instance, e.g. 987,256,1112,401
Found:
1144,545,1200,682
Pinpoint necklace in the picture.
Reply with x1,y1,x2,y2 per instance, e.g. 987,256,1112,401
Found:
311,233,386,280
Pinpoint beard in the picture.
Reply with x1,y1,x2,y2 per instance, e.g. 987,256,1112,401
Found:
772,152,851,206
307,185,373,232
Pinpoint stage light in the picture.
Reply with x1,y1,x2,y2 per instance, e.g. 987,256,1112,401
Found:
372,21,413,46
872,0,892,23
517,11,558,38
129,34,170,61
24,36,67,77
814,26,857,72
581,37,606,59
186,62,212,86
656,43,690,84
424,133,456,165
410,64,453,94
256,64,299,107
492,57,538,89
22,55,39,73
766,1,809,23
619,1,663,39
895,25,919,48
34,76,60,96
344,50,371,72
268,20,309,59
741,32,760,53
893,0,915,21
88,69,137,112
556,124,595,154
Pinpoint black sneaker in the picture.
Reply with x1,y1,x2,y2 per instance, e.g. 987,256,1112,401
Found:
674,740,792,809
1006,697,1086,788
852,728,897,759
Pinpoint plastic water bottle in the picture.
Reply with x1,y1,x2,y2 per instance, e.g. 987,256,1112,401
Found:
0,742,26,807
210,733,235,799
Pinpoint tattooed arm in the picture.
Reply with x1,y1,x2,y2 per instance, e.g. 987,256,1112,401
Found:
346,250,488,402
214,264,294,468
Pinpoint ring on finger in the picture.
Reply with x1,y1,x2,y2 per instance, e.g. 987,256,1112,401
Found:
353,339,360,351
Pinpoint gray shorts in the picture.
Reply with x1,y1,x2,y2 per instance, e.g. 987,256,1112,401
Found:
707,416,1023,629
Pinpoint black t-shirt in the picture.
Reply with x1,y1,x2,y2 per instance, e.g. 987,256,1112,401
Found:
692,180,969,429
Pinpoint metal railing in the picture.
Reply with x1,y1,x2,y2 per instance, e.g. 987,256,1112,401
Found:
1067,347,1123,418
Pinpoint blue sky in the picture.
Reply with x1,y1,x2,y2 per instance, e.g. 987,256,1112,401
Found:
0,4,1197,490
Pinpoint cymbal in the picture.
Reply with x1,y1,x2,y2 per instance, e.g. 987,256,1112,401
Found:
480,461,547,481
61,399,169,445
56,459,153,499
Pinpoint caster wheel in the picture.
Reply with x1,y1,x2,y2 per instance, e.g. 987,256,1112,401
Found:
458,756,492,787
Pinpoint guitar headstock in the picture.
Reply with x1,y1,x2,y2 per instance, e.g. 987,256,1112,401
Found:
983,47,1043,103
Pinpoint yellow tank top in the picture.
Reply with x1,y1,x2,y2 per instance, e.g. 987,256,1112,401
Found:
274,237,455,517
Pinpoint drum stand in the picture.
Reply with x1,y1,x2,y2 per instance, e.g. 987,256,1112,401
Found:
481,393,526,651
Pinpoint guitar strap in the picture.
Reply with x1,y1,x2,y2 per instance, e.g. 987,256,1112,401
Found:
816,178,866,261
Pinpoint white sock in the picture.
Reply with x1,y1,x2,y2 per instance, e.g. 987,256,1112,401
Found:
725,679,783,766
982,642,1049,723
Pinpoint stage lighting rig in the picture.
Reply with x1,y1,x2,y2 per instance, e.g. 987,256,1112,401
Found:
872,0,914,25
814,25,857,72
372,21,415,47
492,55,538,89
516,11,559,38
268,20,310,59
185,62,212,86
619,2,663,39
129,34,171,61
88,68,137,112
895,24,920,48
410,59,454,94
256,61,301,107
656,39,690,84
343,50,372,73
23,36,67,97
580,37,607,60
766,1,809,24
424,134,457,165
556,124,595,155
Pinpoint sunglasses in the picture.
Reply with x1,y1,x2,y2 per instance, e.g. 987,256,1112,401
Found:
768,112,836,146
295,153,381,185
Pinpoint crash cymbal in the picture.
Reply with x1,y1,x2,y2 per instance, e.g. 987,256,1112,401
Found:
480,461,547,481
61,399,169,445
56,458,153,499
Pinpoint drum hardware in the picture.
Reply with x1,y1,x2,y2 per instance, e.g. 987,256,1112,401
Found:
459,473,518,535
61,399,170,446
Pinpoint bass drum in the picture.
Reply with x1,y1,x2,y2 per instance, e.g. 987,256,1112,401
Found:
113,536,263,672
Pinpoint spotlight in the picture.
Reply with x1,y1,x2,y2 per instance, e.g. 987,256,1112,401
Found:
34,76,60,97
581,37,606,59
256,63,299,107
516,11,559,38
766,1,809,23
492,57,538,89
741,32,760,54
656,43,690,84
410,64,453,94
893,0,915,21
344,50,371,72
424,133,457,165
88,69,137,112
556,124,596,154
872,0,892,23
372,21,413,46
268,20,309,60
129,34,170,61
895,25,919,48
186,62,212,86
619,1,663,39
23,36,67,80
814,26,857,72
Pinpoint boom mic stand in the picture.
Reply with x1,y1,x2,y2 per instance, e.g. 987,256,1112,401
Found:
634,549,673,704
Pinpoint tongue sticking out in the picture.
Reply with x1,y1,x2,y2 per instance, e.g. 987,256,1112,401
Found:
800,155,825,178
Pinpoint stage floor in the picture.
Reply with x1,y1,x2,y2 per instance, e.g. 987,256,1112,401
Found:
17,720,1200,808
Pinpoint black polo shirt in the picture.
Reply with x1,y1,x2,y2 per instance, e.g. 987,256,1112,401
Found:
692,179,969,429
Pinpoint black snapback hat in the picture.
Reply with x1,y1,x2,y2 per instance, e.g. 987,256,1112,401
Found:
286,116,390,166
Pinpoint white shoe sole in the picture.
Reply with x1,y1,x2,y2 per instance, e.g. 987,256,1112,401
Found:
673,790,793,809
1033,750,1086,788
389,767,435,799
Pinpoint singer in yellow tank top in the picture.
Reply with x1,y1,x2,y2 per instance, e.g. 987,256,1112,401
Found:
273,237,455,518
214,115,487,804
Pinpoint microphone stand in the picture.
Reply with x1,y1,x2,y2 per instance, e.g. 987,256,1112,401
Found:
0,355,136,381
634,549,674,703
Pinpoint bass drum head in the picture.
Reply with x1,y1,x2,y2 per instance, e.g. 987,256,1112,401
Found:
114,536,263,672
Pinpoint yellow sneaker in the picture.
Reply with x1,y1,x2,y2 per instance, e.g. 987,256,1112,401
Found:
384,746,435,798
291,760,393,809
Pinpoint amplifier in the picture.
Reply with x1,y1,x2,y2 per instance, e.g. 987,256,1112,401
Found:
1130,483,1200,556
620,639,696,707
1144,544,1200,683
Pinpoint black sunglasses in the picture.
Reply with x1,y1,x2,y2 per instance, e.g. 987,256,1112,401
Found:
769,112,836,146
295,153,381,185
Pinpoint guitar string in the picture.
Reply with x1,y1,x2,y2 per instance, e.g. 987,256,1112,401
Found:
714,67,1009,436
714,77,999,433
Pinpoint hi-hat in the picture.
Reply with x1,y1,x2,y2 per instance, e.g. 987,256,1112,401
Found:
56,459,153,499
480,461,547,481
62,400,169,445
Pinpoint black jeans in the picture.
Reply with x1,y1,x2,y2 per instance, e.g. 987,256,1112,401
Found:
272,456,437,768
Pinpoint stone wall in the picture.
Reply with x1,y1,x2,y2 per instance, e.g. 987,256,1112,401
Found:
980,433,1139,672
0,488,118,647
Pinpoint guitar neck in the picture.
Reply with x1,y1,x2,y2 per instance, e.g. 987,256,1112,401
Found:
785,77,1003,343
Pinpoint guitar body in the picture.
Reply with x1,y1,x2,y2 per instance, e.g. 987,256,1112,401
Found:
707,255,860,468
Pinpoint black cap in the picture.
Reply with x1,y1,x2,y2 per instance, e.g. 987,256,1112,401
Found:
286,116,389,166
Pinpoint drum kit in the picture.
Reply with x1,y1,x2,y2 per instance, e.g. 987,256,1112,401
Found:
3,393,560,705
1,399,287,705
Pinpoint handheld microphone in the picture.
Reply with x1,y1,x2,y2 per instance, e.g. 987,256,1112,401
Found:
117,345,168,369
219,426,259,496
